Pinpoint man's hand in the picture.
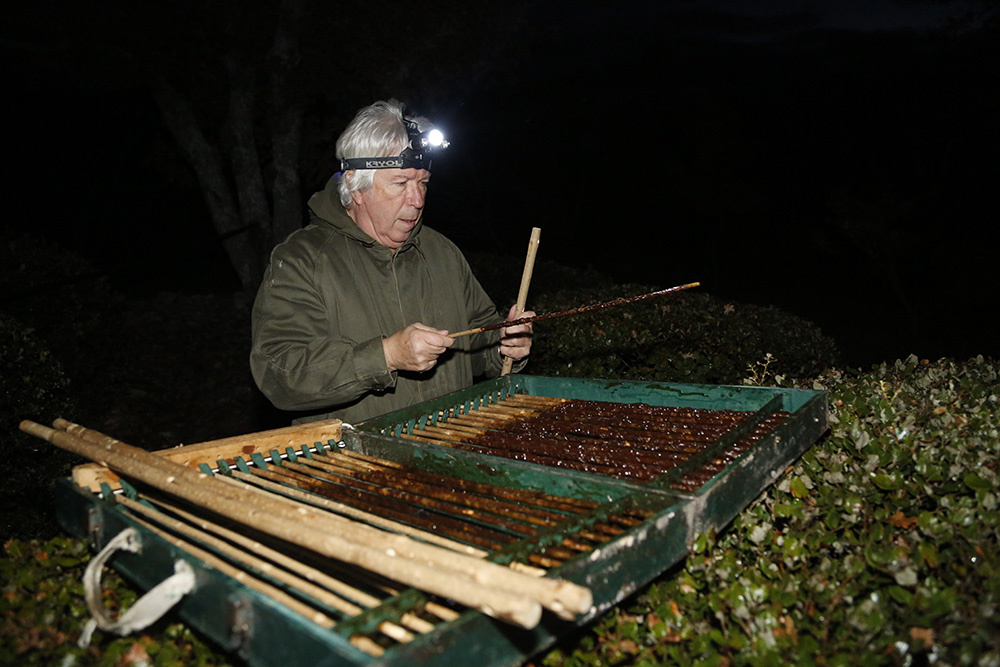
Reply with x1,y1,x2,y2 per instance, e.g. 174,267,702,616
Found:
500,304,534,360
383,323,455,373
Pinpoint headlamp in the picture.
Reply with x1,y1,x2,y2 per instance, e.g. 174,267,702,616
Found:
340,116,449,172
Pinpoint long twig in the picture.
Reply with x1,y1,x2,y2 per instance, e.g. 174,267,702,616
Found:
450,281,700,338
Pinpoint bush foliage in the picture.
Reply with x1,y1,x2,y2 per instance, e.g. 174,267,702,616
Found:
468,250,841,384
1,231,125,541
0,312,80,540
541,355,999,666
528,286,840,385
0,538,230,666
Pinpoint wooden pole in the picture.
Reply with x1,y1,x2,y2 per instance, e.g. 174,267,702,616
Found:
223,468,489,558
502,227,541,376
124,495,425,640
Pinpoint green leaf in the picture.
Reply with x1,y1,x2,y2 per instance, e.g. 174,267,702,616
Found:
964,472,991,491
774,502,799,518
887,585,913,604
872,473,902,491
917,542,940,568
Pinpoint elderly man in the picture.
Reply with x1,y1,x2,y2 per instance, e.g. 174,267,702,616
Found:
250,100,533,424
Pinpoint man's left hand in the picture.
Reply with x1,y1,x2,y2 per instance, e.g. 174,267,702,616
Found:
500,304,534,360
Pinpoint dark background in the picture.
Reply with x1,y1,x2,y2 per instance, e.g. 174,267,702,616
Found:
5,0,999,368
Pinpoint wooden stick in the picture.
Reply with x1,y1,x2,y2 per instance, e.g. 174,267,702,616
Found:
450,281,700,338
125,509,385,657
224,468,488,558
130,495,433,638
22,419,593,626
120,512,340,629
502,227,541,376
119,496,417,644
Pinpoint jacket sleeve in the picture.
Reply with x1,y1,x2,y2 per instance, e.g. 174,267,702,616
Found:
249,249,395,412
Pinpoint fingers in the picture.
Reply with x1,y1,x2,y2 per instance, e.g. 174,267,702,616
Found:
502,307,535,336
384,323,453,372
501,307,534,360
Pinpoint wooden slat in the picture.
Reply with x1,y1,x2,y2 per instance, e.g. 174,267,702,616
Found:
71,419,342,492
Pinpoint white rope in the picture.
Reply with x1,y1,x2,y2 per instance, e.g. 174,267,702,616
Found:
78,527,196,648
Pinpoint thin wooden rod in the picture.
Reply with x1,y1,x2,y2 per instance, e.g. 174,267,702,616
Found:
502,226,541,376
231,469,510,553
138,494,435,636
119,495,415,644
334,449,598,513
450,281,700,338
121,512,341,630
281,459,566,527
224,470,491,557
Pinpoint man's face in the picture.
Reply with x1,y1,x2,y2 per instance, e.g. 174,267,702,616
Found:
351,168,430,250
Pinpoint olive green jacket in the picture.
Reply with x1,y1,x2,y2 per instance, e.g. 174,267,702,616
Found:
250,178,520,424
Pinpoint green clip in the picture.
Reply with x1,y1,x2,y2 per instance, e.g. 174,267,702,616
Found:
119,479,138,500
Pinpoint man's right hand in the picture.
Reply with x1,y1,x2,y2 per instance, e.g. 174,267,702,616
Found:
383,323,454,373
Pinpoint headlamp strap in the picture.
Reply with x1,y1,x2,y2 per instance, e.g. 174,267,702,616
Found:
340,113,443,172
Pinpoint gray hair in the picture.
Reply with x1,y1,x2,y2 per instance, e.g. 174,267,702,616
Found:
334,99,429,209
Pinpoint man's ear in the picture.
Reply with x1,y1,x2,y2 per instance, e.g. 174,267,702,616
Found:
345,171,363,207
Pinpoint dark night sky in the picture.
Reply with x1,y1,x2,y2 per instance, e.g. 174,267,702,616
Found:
5,1,999,367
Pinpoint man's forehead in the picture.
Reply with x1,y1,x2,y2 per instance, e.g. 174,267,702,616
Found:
378,168,431,180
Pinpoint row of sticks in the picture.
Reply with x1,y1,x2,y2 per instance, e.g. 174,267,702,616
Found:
20,419,595,653
394,394,790,487
240,445,648,569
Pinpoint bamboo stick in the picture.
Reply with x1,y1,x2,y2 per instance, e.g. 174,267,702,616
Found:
450,281,700,338
223,469,488,558
335,448,599,513
123,510,387,658
118,495,416,644
132,495,434,637
502,227,541,376
121,514,341,630
280,459,561,529
287,455,569,524
22,420,593,625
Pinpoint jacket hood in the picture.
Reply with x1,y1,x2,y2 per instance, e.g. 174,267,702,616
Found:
307,175,423,250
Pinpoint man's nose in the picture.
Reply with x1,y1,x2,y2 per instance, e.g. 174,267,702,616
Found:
406,182,425,208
